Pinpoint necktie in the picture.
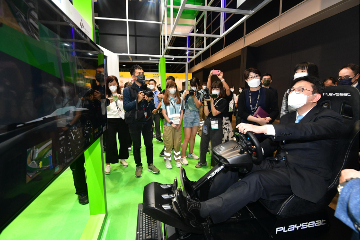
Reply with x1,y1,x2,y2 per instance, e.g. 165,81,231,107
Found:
295,115,304,123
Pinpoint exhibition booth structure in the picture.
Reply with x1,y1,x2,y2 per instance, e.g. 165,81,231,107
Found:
0,0,107,239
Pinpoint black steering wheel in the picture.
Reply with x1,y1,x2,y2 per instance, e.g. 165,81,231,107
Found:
244,131,264,164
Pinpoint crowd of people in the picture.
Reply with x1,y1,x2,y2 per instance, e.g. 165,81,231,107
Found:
103,63,359,178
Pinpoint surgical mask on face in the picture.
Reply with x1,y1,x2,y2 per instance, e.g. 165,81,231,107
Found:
239,89,243,93
191,86,197,91
109,86,117,92
95,73,104,83
148,84,155,90
288,91,309,109
169,88,176,95
294,72,308,80
230,88,234,92
247,78,260,88
202,86,207,90
212,90,220,96
339,78,353,86
262,80,271,87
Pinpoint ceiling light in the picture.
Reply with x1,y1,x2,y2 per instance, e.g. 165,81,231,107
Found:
88,53,93,55
123,65,126,66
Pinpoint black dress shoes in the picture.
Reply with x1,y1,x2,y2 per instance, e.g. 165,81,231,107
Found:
172,189,203,229
78,194,89,205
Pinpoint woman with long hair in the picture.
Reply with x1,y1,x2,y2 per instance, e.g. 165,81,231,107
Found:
104,75,130,174
161,81,185,169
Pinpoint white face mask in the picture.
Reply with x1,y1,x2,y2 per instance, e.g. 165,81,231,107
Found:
191,86,197,91
239,89,243,93
294,72,308,80
230,88,234,92
148,84,155,90
288,91,309,109
212,90,220,96
247,78,261,88
109,86,117,93
169,88,176,95
202,86,207,90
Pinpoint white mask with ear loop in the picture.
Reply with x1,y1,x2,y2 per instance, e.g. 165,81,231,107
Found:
109,86,117,93
247,78,261,88
288,91,314,109
293,72,308,80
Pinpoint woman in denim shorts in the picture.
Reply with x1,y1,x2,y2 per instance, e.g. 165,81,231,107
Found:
181,78,202,163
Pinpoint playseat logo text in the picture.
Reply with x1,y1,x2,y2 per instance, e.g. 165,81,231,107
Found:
275,220,326,234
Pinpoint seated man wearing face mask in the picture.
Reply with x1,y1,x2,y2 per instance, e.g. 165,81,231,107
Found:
172,76,344,228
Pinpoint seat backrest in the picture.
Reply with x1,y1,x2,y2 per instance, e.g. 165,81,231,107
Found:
260,86,360,217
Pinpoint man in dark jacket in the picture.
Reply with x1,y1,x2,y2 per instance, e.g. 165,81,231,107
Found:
123,65,160,178
172,76,344,228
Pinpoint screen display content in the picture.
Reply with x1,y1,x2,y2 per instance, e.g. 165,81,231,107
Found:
0,0,106,232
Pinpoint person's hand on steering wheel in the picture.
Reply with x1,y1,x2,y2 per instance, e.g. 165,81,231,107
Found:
236,123,268,135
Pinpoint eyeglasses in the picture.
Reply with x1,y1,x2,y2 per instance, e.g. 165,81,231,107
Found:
289,87,312,94
338,75,354,80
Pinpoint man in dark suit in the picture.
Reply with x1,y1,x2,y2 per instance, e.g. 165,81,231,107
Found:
261,73,278,100
172,76,344,228
338,64,360,91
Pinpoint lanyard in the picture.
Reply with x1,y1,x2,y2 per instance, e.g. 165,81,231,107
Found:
249,89,260,114
170,99,177,114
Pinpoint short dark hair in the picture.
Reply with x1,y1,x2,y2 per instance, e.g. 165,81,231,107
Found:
124,81,131,88
130,65,143,76
97,64,104,69
244,68,261,80
339,63,359,76
262,73,272,79
190,77,200,87
324,77,337,85
166,76,175,82
149,79,156,85
292,76,324,95
294,62,319,78
211,81,226,98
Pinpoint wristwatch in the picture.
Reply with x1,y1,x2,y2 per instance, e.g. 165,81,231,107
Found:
169,121,173,125
337,178,354,194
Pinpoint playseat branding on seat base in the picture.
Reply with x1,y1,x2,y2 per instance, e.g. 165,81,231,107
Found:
275,219,327,234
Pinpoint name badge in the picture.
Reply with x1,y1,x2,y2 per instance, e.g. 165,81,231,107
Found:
211,120,219,130
171,114,181,125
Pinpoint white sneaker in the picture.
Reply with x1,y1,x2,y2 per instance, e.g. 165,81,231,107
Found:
120,159,128,167
105,165,111,174
175,160,181,168
180,157,188,165
187,153,199,160
164,160,172,169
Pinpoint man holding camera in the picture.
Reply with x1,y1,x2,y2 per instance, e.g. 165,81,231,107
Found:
148,79,163,142
123,65,160,177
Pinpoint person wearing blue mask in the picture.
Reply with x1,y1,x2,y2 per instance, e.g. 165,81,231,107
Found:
338,64,360,91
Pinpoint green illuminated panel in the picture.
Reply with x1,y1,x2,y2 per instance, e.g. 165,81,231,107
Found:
167,0,205,20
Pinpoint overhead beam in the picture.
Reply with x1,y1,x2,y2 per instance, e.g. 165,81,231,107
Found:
119,60,186,64
171,4,253,15
188,0,272,64
163,0,187,56
116,53,193,59
173,32,221,38
95,17,162,24
168,47,204,50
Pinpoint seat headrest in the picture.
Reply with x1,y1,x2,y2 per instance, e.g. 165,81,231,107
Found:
319,86,360,121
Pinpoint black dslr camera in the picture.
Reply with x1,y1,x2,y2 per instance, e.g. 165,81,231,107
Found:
203,88,210,100
189,89,195,96
137,75,154,98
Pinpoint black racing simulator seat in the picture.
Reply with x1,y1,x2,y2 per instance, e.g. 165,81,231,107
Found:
141,86,360,240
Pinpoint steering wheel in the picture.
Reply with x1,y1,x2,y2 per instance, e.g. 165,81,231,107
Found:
244,131,263,164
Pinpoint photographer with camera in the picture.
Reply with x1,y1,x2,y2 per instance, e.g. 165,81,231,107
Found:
148,79,163,142
196,81,229,168
123,65,160,178
181,77,202,163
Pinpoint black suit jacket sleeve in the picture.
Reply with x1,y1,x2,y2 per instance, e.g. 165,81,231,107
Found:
260,137,280,157
273,109,343,141
265,88,279,123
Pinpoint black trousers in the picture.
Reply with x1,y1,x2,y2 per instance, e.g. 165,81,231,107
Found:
152,113,161,139
200,160,292,224
200,118,223,167
70,153,87,195
128,120,153,167
106,118,130,164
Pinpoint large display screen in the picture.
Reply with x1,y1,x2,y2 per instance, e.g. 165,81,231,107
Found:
0,0,106,232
